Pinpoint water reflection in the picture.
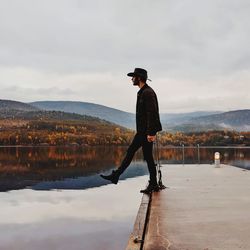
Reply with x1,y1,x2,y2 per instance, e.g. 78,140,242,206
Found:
159,147,250,169
1,146,250,192
1,146,250,250
0,146,144,191
0,176,147,250
32,163,148,190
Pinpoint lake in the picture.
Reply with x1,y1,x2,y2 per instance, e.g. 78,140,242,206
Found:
0,146,249,250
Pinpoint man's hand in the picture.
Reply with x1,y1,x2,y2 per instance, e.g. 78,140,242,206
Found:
147,135,156,142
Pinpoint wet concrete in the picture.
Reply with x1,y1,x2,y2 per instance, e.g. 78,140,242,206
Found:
126,194,150,250
143,164,250,250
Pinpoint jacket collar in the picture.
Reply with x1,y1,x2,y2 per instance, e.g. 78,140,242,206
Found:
137,83,148,95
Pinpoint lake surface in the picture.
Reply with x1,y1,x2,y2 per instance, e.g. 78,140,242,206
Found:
0,146,249,250
0,176,147,250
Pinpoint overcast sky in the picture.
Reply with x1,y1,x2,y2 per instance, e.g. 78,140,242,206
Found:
0,0,250,113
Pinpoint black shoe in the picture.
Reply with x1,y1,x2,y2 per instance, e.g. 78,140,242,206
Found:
100,170,119,184
140,182,159,194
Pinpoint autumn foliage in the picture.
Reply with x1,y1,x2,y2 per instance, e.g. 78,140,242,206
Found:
0,118,250,146
0,119,134,146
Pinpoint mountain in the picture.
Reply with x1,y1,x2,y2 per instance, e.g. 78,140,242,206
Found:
168,123,224,133
167,110,250,132
0,99,98,122
0,99,39,111
31,101,223,130
31,101,136,129
0,99,128,131
0,100,133,146
190,110,250,131
160,111,222,127
0,109,111,123
2,99,249,132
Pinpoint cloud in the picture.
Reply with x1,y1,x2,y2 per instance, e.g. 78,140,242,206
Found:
2,85,75,100
0,0,250,112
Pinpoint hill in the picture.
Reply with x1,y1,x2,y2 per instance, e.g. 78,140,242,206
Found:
190,110,250,131
169,110,250,132
2,99,249,133
0,99,39,111
31,101,136,129
31,101,225,130
0,100,133,146
160,111,222,128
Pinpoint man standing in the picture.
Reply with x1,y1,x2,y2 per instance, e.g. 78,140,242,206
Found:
100,68,162,194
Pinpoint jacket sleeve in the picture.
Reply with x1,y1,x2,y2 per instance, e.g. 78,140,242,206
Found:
144,89,159,136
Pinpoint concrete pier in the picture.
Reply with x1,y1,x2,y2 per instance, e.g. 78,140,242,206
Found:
127,164,250,250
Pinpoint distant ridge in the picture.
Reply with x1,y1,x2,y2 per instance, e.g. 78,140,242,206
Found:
160,111,222,126
0,99,39,112
0,99,124,128
31,101,223,130
166,110,250,132
1,99,249,132
0,109,112,123
31,101,136,129
190,109,250,131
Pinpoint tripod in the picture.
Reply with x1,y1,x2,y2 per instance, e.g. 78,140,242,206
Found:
154,134,166,190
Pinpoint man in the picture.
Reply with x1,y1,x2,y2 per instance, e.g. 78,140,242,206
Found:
100,68,162,194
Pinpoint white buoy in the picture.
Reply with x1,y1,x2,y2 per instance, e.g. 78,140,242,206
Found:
214,152,220,167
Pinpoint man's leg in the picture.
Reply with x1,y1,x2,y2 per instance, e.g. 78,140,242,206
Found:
100,133,143,184
116,133,143,175
140,136,158,193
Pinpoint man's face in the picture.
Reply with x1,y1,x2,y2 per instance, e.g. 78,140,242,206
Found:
132,76,139,86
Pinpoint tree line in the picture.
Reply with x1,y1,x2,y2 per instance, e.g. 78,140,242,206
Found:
0,120,249,146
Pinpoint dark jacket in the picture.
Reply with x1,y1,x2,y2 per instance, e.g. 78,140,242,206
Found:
136,84,162,136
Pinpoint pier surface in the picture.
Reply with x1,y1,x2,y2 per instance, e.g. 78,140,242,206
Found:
127,164,250,250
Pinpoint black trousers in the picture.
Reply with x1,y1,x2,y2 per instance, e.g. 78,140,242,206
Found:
116,133,157,185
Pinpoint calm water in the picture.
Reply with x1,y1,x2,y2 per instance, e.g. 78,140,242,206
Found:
0,146,249,250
